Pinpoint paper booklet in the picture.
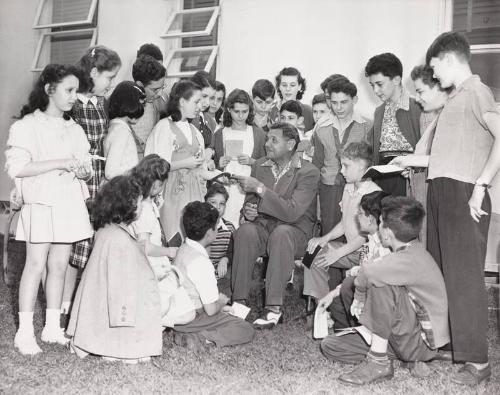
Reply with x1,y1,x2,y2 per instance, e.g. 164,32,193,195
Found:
225,139,244,158
313,308,329,339
362,164,404,179
335,325,372,345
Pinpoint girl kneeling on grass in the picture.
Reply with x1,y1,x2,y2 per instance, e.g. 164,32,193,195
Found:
5,64,93,355
67,176,162,364
129,154,195,328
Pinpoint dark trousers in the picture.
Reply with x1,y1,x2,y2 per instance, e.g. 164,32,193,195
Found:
330,276,358,330
231,219,308,306
427,178,490,363
320,286,437,363
319,183,344,235
173,310,254,347
375,173,407,196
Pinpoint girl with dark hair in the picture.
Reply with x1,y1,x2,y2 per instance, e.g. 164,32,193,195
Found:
145,80,220,239
207,81,226,125
191,71,217,147
275,66,314,131
210,89,266,226
103,81,145,179
129,155,195,328
67,176,163,364
67,45,122,302
5,64,93,354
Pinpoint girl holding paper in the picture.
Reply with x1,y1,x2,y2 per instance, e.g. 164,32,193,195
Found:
210,89,266,226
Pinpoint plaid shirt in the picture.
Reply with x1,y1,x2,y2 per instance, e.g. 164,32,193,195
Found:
69,94,108,269
71,94,109,199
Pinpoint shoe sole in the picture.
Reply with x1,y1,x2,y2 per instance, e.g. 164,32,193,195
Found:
338,374,394,386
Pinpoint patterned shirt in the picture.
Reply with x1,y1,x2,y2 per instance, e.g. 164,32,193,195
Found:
71,94,109,199
379,90,413,153
208,218,235,278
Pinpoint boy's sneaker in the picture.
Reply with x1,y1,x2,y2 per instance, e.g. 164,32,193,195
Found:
451,363,491,385
338,356,394,385
253,310,283,329
14,330,42,355
41,326,69,345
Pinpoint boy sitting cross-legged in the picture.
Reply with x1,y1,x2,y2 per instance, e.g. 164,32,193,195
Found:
319,196,450,385
303,141,381,299
172,201,255,351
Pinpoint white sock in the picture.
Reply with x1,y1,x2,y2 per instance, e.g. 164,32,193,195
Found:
45,308,61,331
18,311,34,334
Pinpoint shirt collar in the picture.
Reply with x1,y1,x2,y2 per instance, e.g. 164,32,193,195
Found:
217,218,229,231
261,152,302,169
450,75,480,98
77,93,99,106
331,111,367,131
344,180,375,197
367,232,381,245
185,237,209,257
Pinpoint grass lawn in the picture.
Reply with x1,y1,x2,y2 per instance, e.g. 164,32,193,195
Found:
1,239,499,394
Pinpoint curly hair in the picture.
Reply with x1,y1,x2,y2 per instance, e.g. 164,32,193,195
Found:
182,201,219,241
269,122,300,153
137,43,163,62
320,74,350,94
364,53,403,79
327,79,358,98
252,79,276,100
279,100,302,117
129,154,170,197
166,80,201,122
191,70,216,89
360,190,390,225
132,55,166,86
205,182,229,202
222,89,254,127
275,67,306,100
93,175,142,230
410,65,451,93
17,64,79,120
76,45,121,93
108,81,145,120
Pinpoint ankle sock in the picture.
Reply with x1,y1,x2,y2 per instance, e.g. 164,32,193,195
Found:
18,311,34,334
45,308,61,331
60,301,71,314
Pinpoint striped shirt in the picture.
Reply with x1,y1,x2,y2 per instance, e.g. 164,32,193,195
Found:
209,218,235,276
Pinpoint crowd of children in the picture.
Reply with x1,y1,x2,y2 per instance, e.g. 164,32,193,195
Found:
5,31,499,386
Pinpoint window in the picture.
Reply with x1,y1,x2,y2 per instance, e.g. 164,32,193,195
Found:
162,0,220,78
31,0,98,72
452,0,500,100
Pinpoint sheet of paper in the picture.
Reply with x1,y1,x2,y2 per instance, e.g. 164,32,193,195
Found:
333,326,372,345
225,140,244,158
229,302,250,319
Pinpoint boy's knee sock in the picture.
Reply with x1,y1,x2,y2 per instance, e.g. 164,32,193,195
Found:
18,311,34,334
45,308,61,330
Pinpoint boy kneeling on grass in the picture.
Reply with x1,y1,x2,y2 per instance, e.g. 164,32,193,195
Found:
318,196,450,385
172,201,255,351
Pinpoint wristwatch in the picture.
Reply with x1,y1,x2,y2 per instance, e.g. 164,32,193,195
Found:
256,184,264,195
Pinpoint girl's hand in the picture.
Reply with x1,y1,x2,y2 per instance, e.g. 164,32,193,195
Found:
217,257,228,278
207,159,216,171
468,186,488,223
237,154,253,166
307,237,327,254
166,247,178,260
184,156,204,169
61,159,78,172
219,156,231,168
389,156,407,167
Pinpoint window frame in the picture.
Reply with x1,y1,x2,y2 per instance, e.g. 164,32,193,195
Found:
163,45,218,78
160,6,220,38
31,27,97,72
33,0,98,29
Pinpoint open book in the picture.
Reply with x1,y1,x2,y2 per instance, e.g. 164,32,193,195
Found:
362,164,404,179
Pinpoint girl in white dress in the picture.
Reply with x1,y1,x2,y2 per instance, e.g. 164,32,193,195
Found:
5,64,93,355
104,81,145,179
211,89,267,226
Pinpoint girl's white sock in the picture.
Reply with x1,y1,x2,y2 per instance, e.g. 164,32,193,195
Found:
18,311,34,334
45,308,61,331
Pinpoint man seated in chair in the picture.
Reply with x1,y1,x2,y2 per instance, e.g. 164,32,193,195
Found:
232,123,320,329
